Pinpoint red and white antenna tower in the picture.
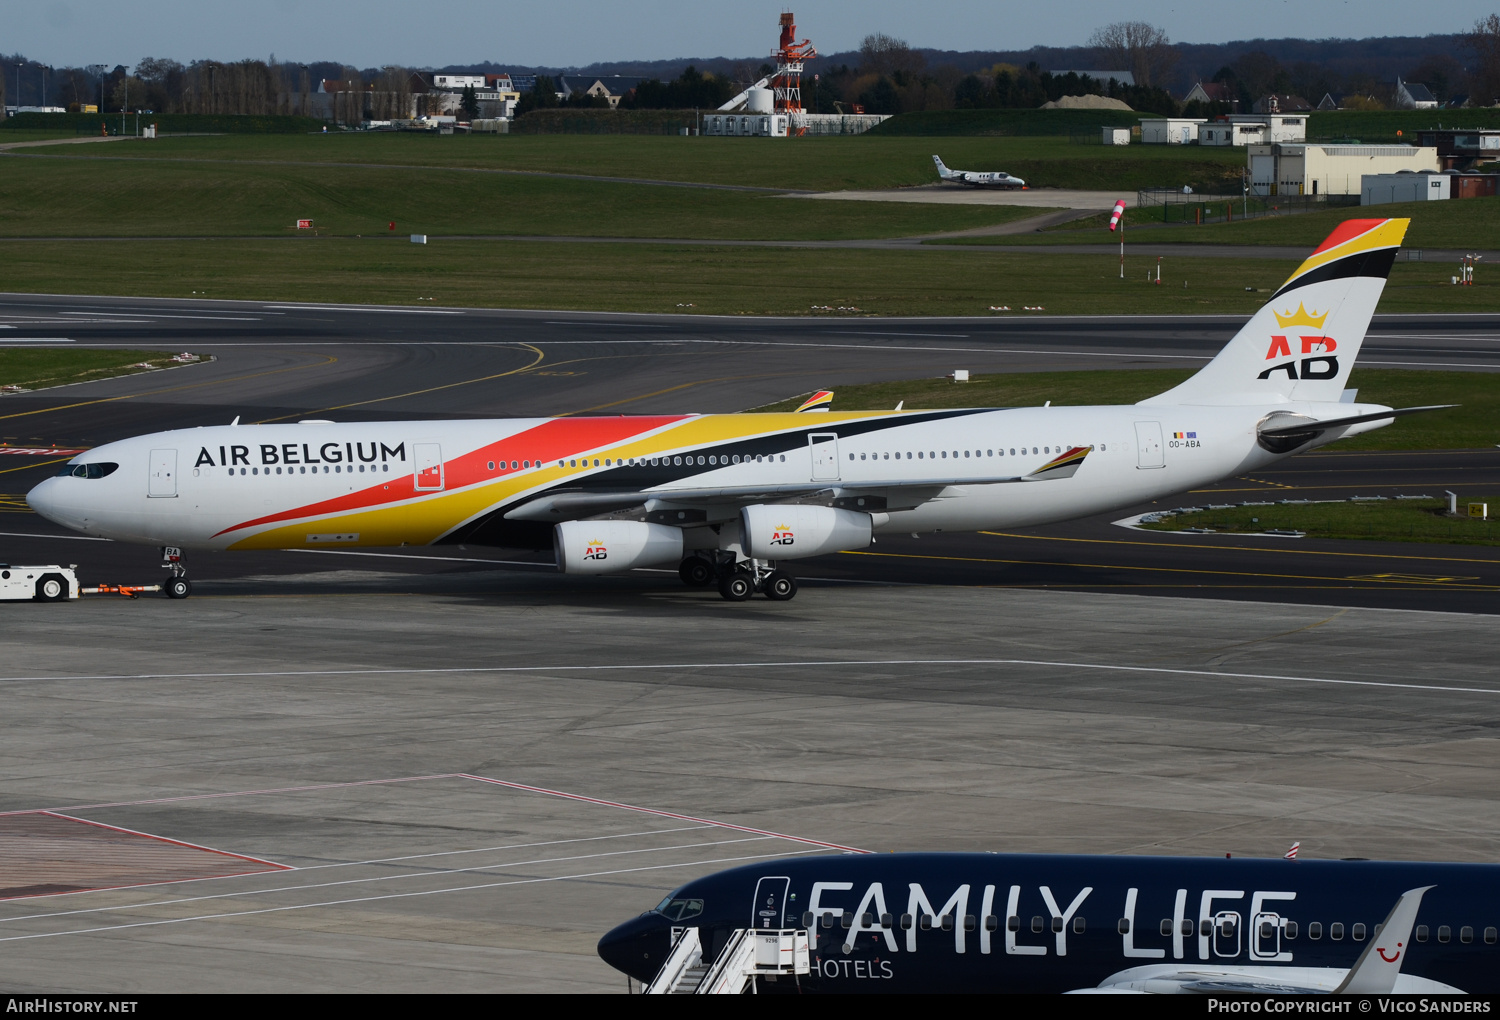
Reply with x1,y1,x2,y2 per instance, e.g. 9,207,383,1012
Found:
770,12,817,112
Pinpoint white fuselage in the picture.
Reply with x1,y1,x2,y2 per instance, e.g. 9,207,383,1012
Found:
25,402,1389,553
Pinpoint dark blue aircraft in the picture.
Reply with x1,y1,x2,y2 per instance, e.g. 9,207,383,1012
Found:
598,853,1500,993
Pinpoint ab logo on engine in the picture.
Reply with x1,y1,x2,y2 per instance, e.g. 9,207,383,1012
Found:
770,524,795,547
584,540,607,561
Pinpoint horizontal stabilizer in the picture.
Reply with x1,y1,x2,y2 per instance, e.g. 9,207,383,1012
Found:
1257,405,1455,438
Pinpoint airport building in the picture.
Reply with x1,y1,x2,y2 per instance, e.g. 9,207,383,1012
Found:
1199,113,1308,147
1416,128,1500,170
1361,171,1449,205
1248,142,1440,196
1361,170,1500,205
1139,117,1205,144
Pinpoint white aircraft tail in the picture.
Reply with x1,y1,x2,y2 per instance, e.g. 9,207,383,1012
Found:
932,155,954,178
1141,218,1409,407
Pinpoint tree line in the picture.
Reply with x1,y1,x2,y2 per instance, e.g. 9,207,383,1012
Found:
6,16,1499,124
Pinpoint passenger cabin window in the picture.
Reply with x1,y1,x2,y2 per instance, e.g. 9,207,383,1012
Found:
1416,925,1429,943
1484,927,1496,944
1353,923,1367,941
1460,926,1474,944
1330,922,1345,940
1438,926,1452,944
1117,918,1131,935
1308,922,1322,940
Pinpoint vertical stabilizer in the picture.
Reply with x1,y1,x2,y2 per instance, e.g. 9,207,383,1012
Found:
1141,218,1409,406
932,155,952,177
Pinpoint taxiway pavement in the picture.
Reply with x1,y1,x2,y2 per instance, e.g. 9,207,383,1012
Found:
0,295,1496,992
0,584,1496,991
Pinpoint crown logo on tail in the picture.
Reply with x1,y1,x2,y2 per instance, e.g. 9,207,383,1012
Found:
1273,302,1329,330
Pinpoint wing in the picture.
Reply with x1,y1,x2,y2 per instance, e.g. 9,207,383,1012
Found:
505,447,1092,522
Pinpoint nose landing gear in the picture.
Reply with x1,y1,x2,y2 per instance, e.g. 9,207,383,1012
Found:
161,546,192,599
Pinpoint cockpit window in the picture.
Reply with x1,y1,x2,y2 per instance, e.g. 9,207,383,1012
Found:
57,463,118,479
654,898,704,922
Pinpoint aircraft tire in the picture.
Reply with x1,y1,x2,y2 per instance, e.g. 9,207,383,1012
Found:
166,578,192,600
678,557,715,587
34,575,68,602
763,571,797,601
717,571,755,602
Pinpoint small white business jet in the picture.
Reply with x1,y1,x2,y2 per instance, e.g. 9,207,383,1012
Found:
932,154,1025,189
29,218,1441,602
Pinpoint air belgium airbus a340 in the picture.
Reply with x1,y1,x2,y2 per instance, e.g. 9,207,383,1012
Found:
28,218,1444,601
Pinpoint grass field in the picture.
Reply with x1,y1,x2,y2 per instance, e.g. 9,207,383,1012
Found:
2,132,1496,316
11,131,1246,192
1,239,1302,315
0,349,201,392
6,239,1498,316
752,369,1500,451
1139,497,1500,547
0,154,1052,240
934,196,1500,251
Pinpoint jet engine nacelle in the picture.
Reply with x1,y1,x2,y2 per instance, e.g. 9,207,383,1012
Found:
554,520,684,575
741,504,872,560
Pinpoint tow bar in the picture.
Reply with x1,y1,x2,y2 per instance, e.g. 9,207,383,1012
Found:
80,583,165,599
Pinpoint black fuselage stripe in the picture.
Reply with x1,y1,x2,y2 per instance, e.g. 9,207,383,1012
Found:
440,408,996,544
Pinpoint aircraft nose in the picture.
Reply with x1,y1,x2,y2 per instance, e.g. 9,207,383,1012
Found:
597,913,672,983
25,477,64,523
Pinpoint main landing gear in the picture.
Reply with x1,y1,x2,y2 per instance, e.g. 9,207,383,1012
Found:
161,546,192,599
678,555,798,602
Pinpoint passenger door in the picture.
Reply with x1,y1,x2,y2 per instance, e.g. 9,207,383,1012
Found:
414,443,444,491
751,876,790,929
1134,422,1165,469
1213,911,1242,958
1250,911,1285,961
809,433,839,481
148,449,178,497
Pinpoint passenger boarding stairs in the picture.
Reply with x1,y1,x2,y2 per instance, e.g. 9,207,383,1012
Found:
644,927,811,994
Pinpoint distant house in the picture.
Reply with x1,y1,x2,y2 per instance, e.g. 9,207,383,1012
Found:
1252,94,1312,114
1316,93,1343,111
1048,69,1135,88
432,74,488,90
1394,77,1438,110
1185,81,1239,111
556,75,653,108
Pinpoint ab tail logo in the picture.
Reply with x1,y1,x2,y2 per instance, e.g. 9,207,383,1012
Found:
1258,303,1339,381
769,524,795,547
583,540,607,561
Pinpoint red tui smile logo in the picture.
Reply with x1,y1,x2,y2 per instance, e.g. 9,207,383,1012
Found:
1376,942,1403,963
